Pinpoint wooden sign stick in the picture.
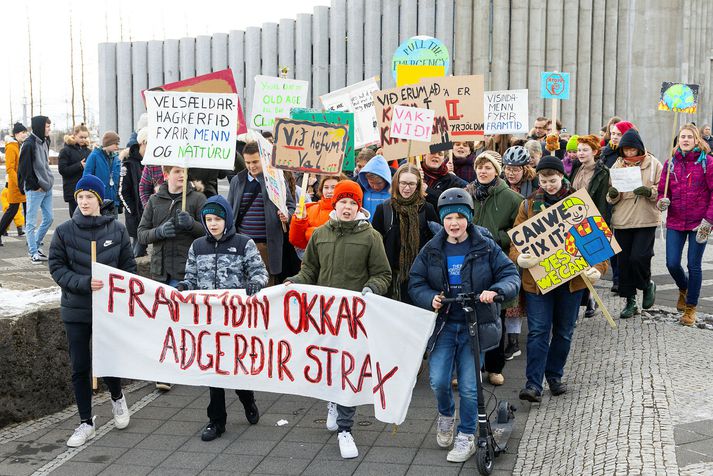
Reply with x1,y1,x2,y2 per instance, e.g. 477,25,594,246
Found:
181,170,188,212
91,241,98,391
663,111,679,199
550,98,558,157
297,172,310,218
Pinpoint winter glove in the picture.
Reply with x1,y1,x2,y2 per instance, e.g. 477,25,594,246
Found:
516,253,541,269
155,221,176,239
361,287,373,295
607,187,619,199
246,282,262,296
583,267,601,283
175,282,187,292
694,218,713,244
656,198,670,211
175,210,194,231
632,186,652,198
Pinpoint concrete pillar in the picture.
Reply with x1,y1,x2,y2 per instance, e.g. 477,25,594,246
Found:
589,0,606,133
278,19,296,79
453,0,473,76
228,30,245,100
561,0,579,131
313,6,330,101
602,0,619,122
212,33,228,71
471,0,489,87
364,0,381,78
400,0,418,41
490,0,509,90
131,41,148,126
262,23,279,77
381,0,399,89
196,35,212,75
116,42,133,142
681,0,692,83
295,14,312,105
544,0,563,119
245,27,261,118
615,0,632,117
98,42,117,134
163,39,179,84
347,0,364,85
527,0,545,117
575,0,593,134
418,0,436,36
179,37,196,80
330,0,347,90
147,40,163,89
435,0,454,75
509,0,528,89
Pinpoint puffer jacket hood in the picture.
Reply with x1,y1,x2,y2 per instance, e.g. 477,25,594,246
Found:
31,116,49,141
358,155,392,192
617,129,645,156
201,195,236,242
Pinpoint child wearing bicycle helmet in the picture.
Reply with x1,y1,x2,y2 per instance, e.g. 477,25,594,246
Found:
409,187,519,464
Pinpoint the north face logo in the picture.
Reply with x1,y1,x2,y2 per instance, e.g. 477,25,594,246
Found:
227,247,237,253
103,240,113,247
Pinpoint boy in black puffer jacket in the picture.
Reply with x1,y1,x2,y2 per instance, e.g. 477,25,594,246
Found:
176,195,268,441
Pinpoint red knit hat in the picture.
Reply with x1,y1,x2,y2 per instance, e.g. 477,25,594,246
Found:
614,121,635,135
332,180,363,209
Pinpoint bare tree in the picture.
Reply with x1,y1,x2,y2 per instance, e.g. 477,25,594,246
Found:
80,28,87,124
70,11,76,128
27,9,33,117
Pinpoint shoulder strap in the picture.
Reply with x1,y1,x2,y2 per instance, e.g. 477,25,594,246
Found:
383,201,393,233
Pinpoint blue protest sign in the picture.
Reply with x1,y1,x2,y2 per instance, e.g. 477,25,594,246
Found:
540,72,570,100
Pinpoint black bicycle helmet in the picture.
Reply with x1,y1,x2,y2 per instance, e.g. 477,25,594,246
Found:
502,146,530,166
437,187,474,212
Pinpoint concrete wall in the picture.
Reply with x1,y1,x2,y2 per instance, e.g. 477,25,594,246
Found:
98,0,713,160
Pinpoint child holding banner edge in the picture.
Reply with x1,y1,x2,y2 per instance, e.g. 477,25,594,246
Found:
285,180,391,459
408,187,519,463
48,175,137,447
176,195,268,441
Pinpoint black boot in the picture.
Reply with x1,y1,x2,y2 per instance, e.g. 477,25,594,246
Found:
584,297,597,318
16,226,24,236
201,421,225,441
237,390,259,425
504,333,521,360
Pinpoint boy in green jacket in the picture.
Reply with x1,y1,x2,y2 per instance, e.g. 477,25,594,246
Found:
286,180,391,459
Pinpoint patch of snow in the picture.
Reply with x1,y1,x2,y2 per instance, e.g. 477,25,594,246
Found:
0,287,60,318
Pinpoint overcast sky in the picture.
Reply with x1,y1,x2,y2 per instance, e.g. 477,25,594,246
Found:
0,0,329,132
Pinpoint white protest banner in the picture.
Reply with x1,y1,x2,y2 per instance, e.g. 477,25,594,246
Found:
250,75,310,131
253,132,289,217
320,77,380,148
144,91,238,170
390,106,434,142
484,89,529,135
609,167,643,193
92,264,436,425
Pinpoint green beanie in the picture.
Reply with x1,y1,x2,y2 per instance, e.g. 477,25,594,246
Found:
566,135,580,152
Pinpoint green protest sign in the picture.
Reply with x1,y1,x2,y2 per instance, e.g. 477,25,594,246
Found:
290,109,355,172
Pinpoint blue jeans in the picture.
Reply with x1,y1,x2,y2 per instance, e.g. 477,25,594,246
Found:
666,229,707,305
25,189,53,256
524,286,585,394
429,320,484,435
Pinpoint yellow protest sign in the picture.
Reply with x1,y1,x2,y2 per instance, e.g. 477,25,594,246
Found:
396,64,445,87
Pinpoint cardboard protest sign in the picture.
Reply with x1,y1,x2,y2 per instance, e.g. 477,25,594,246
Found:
147,69,248,135
390,106,434,142
658,82,699,113
251,75,310,131
507,189,621,294
253,133,289,217
290,109,355,172
143,91,237,170
396,64,445,87
320,77,380,149
540,72,571,100
391,35,450,81
272,118,348,175
609,167,643,193
92,263,436,425
484,89,529,135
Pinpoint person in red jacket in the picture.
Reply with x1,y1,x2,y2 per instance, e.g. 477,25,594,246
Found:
288,174,348,251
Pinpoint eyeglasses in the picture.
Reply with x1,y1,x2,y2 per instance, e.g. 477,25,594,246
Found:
399,181,418,188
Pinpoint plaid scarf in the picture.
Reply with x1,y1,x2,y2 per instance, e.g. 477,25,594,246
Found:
422,160,450,188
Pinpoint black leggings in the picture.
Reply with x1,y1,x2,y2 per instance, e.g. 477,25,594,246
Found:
0,202,25,236
64,322,122,421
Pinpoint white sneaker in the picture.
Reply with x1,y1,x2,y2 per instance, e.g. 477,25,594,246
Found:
338,431,359,459
447,432,476,462
67,416,96,447
326,402,338,431
436,413,455,448
111,394,130,429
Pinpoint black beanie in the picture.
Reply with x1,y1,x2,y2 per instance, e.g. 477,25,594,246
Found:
12,122,27,135
536,155,565,175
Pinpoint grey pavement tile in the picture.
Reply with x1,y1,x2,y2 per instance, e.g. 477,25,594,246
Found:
11,428,53,442
675,427,711,445
257,412,308,427
223,438,278,456
388,419,433,434
350,430,381,447
677,420,713,438
99,463,153,476
157,450,216,470
135,434,191,452
364,446,417,464
50,461,107,476
133,406,180,420
406,465,461,476
410,448,452,467
203,453,263,473
677,438,713,458
199,472,234,476
148,468,199,476
158,385,204,397
114,448,171,467
238,424,291,441
251,456,311,475
69,445,128,465
268,440,324,459
150,394,197,409
315,442,366,462
177,434,233,453
354,462,409,476
0,457,43,476
121,418,166,434
302,458,361,476
93,430,148,448
153,420,202,436
283,427,333,444
374,431,426,448
170,407,210,423
677,447,713,467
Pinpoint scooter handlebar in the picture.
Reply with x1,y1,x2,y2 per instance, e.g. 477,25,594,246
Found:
440,293,505,305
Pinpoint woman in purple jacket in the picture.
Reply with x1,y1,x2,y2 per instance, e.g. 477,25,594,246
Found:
657,124,713,326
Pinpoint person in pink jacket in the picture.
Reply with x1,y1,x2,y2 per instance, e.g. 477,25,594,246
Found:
657,124,713,326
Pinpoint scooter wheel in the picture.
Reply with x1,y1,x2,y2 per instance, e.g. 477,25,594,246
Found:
476,441,495,475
